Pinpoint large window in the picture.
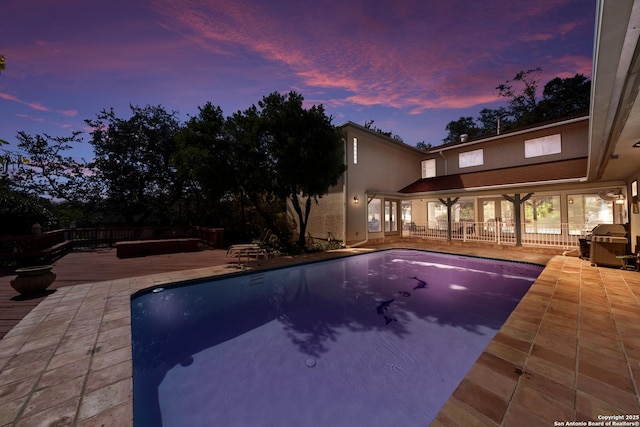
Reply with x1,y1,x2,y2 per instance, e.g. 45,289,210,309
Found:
459,149,483,168
426,199,474,230
567,194,614,234
368,198,381,232
524,195,561,234
524,134,561,158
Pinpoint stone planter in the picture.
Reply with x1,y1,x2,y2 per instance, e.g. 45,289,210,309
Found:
11,265,56,295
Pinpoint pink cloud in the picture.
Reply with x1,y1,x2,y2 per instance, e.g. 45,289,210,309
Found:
0,92,49,112
148,0,592,115
15,113,45,122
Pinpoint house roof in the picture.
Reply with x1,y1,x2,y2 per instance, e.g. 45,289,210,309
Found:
338,121,425,155
399,157,588,194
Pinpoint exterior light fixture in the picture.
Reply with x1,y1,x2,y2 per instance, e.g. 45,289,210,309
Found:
633,140,640,148
353,195,359,204
568,197,574,204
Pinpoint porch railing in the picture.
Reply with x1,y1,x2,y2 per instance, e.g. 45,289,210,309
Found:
403,221,592,248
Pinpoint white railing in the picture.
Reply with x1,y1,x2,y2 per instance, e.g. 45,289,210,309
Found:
402,221,592,248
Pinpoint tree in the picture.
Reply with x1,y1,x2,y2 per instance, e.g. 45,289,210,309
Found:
476,107,510,137
173,102,235,226
496,67,542,128
0,189,57,235
536,74,591,121
85,105,183,226
230,92,346,248
444,69,591,141
364,120,404,142
12,131,94,203
443,116,480,143
416,141,432,150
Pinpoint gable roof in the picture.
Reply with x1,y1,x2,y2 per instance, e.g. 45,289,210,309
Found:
399,157,588,194
338,121,425,155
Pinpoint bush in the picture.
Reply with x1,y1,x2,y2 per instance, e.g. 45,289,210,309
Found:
0,190,58,235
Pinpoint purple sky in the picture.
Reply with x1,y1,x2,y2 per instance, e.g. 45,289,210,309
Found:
1,0,595,159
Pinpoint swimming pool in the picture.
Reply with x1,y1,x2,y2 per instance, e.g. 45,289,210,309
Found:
131,249,543,426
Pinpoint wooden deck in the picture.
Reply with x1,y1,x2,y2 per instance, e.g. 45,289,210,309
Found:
0,248,237,339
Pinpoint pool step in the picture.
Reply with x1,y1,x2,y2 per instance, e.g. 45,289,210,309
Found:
248,273,265,287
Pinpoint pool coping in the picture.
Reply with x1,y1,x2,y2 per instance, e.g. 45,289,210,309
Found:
1,248,639,425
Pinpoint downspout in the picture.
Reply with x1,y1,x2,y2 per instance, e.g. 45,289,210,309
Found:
438,150,448,175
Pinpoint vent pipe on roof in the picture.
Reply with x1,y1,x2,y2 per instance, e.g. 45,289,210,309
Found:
460,134,469,143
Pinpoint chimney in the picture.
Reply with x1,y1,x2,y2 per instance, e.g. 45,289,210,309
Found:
460,134,469,143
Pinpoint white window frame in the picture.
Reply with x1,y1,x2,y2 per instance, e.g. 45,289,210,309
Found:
459,149,484,168
353,137,358,164
524,134,561,158
421,159,436,178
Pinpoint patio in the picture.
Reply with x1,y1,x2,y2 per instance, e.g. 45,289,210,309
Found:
0,243,639,426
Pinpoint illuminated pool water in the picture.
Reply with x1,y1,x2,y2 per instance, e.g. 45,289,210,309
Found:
131,249,543,426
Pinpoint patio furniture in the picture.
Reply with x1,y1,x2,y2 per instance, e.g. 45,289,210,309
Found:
617,252,639,271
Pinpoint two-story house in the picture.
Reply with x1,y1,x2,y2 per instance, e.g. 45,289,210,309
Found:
304,0,640,257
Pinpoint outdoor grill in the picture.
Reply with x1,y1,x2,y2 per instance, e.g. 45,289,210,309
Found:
586,224,628,267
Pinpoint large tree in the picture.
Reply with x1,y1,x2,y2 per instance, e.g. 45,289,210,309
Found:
173,102,235,226
85,105,183,226
230,92,346,248
536,74,591,121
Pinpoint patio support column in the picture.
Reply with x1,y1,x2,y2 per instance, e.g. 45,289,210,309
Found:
502,193,533,246
438,197,459,241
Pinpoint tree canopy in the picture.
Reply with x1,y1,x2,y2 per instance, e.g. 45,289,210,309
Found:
229,91,346,248
85,105,183,226
443,70,591,144
2,92,346,251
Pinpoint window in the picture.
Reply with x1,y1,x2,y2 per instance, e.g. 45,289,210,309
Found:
401,201,412,223
567,194,614,234
524,134,561,158
385,200,398,232
353,137,358,164
453,199,475,222
459,149,483,168
421,159,436,178
524,195,561,234
368,198,381,232
427,201,448,230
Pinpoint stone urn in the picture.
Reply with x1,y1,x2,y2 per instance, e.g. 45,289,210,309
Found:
11,265,56,295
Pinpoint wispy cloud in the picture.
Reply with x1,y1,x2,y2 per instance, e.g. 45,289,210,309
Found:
1,92,78,117
0,92,49,112
151,0,593,113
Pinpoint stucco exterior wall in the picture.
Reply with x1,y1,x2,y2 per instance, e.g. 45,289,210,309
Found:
342,124,425,244
423,117,589,177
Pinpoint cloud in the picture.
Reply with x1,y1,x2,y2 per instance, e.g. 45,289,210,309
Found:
151,0,592,114
1,92,79,117
0,92,49,112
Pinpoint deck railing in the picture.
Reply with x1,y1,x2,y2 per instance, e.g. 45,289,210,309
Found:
0,226,225,263
403,221,592,248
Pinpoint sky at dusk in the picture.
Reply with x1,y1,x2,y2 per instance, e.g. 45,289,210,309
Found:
1,0,595,159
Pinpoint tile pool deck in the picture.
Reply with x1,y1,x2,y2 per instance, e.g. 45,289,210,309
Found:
0,244,639,426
